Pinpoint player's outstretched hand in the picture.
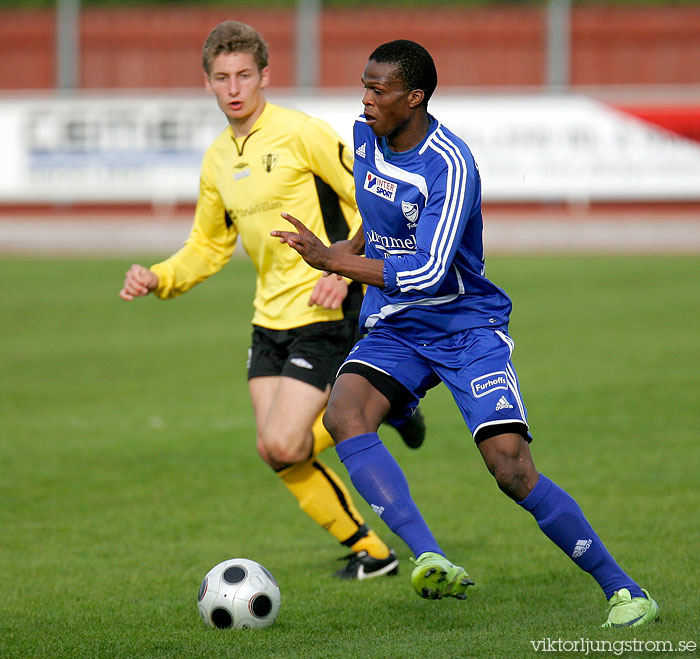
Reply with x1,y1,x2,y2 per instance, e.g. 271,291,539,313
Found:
317,234,365,281
308,274,348,309
271,213,331,273
119,264,159,301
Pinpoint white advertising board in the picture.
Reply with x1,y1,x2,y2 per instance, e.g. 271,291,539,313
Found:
0,92,698,203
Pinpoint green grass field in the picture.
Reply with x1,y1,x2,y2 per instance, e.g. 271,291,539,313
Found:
1,255,698,658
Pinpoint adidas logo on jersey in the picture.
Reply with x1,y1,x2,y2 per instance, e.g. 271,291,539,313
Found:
572,538,592,558
355,142,366,158
495,396,513,411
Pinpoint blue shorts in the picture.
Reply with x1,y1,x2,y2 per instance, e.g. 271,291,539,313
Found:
338,326,531,443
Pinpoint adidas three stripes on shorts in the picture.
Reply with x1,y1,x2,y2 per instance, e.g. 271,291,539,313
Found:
338,325,531,443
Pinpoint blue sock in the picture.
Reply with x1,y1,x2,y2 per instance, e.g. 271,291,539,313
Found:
336,432,442,558
518,474,644,600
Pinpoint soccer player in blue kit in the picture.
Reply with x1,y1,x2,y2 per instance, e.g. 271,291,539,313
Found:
272,40,659,627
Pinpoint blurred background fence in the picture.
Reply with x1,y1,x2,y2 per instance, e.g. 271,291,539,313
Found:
0,0,699,251
2,2,700,90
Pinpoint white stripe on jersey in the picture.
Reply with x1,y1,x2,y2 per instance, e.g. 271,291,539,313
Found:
393,127,468,291
373,147,429,202
418,124,439,155
365,266,465,328
372,244,415,256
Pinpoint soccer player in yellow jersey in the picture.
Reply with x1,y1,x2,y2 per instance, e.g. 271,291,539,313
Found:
119,20,423,578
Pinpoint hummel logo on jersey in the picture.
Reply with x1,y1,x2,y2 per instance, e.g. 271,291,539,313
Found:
290,357,314,370
371,503,385,517
366,229,416,252
355,142,366,158
495,396,513,411
572,539,592,558
364,172,397,202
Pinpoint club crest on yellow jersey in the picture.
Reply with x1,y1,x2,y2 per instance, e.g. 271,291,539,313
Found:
261,153,279,172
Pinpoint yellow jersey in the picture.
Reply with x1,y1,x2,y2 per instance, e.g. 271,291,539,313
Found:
150,102,362,329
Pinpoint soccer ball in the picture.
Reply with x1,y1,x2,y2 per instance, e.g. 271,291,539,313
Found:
197,558,281,630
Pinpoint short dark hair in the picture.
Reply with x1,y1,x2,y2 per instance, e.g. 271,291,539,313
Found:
202,20,268,75
368,40,437,105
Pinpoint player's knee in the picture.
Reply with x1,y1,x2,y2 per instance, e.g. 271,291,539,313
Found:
256,436,279,468
491,461,522,495
321,405,343,442
489,458,538,501
255,439,268,461
257,428,310,466
264,442,307,466
479,432,538,500
324,386,384,441
322,402,362,443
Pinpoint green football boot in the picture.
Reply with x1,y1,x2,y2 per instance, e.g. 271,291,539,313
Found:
602,588,659,628
410,551,474,600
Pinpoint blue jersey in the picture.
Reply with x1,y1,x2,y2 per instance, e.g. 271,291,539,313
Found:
353,115,512,339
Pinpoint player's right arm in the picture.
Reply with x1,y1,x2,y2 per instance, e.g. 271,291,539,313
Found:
272,213,384,288
148,150,238,299
119,264,159,301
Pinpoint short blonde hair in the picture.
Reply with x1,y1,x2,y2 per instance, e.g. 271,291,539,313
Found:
202,21,269,75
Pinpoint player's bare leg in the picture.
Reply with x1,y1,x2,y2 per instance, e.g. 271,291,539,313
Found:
326,373,473,598
477,432,539,501
323,373,389,442
479,431,657,622
249,375,328,467
249,375,396,577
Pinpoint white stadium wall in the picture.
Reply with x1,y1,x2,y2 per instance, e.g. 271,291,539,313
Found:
0,92,699,205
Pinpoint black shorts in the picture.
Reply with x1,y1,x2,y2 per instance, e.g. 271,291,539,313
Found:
248,320,359,392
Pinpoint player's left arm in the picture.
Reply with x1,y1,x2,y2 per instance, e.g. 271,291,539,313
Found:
150,153,238,299
382,163,475,296
307,227,367,294
272,213,385,288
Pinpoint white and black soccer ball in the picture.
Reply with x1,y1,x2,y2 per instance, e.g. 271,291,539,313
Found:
197,558,281,630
